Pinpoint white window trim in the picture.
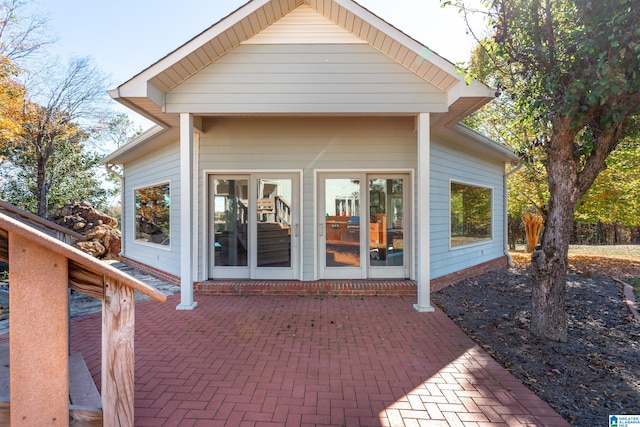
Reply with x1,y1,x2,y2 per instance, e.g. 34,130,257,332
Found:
133,180,172,251
448,178,495,251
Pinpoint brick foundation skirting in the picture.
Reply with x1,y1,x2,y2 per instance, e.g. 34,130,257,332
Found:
430,256,510,293
120,256,508,297
195,280,417,296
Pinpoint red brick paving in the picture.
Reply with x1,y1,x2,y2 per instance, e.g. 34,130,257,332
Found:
67,295,569,426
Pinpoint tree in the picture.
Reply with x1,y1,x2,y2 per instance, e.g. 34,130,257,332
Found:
0,0,52,164
446,0,640,341
466,46,640,242
1,127,109,212
461,66,549,222
0,0,51,61
90,112,144,210
0,57,24,157
100,112,143,150
576,135,640,227
0,1,126,217
1,56,114,216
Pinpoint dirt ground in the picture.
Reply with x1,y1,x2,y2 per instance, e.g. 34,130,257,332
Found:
433,248,640,427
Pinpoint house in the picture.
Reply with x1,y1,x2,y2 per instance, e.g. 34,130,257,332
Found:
102,0,519,312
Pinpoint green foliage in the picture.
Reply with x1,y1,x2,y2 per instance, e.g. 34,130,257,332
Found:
1,126,111,213
0,54,117,216
488,0,640,150
576,138,640,225
458,0,640,228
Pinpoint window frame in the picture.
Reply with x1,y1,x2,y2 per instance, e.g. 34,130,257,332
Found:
133,180,172,249
449,179,494,249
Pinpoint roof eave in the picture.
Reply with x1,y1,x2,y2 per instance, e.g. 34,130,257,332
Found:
433,122,520,164
101,125,173,165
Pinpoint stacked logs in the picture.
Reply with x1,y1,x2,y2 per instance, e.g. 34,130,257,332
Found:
51,202,121,260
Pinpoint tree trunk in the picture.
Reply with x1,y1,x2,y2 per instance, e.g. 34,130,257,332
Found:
529,120,580,343
530,233,570,342
530,189,577,342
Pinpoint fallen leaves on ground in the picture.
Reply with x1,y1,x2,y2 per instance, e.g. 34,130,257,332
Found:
511,250,640,280
434,249,640,427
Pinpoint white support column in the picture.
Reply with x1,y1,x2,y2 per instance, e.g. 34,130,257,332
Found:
414,113,435,312
177,113,198,310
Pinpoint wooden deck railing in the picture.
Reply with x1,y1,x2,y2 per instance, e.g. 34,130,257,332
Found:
0,212,166,426
0,200,86,244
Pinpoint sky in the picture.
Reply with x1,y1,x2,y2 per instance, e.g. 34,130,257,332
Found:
32,0,486,128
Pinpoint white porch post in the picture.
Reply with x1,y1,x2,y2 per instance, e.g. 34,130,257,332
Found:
414,113,434,312
177,113,198,310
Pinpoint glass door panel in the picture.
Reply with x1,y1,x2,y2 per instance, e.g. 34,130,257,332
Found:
212,178,249,268
213,179,249,267
369,178,404,267
324,178,361,268
256,178,292,268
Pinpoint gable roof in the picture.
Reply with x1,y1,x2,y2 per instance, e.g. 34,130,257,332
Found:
108,0,494,129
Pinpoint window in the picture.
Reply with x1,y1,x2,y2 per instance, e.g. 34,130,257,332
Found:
135,182,170,246
450,181,492,247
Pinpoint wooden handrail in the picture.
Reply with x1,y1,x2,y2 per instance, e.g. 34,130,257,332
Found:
0,212,166,302
0,200,86,243
0,211,166,426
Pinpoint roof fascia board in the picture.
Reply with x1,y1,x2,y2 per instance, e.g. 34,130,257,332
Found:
446,77,495,107
343,0,460,80
111,0,270,99
448,122,519,163
101,125,169,165
457,80,495,103
112,0,466,99
147,83,164,109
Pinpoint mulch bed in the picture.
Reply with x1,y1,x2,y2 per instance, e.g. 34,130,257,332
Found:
433,252,640,427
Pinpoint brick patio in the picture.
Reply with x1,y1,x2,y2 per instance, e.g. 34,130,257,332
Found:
63,294,569,426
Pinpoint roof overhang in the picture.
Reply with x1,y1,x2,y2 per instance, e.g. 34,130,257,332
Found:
101,125,179,166
108,0,494,129
433,123,520,165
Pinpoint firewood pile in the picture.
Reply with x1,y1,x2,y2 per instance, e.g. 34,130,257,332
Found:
51,201,121,260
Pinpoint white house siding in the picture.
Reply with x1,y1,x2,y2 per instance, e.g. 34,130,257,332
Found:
196,116,417,281
123,142,182,277
164,44,448,115
429,136,506,280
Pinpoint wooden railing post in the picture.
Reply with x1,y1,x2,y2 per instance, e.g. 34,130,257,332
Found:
9,233,69,426
102,277,135,426
0,211,166,426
